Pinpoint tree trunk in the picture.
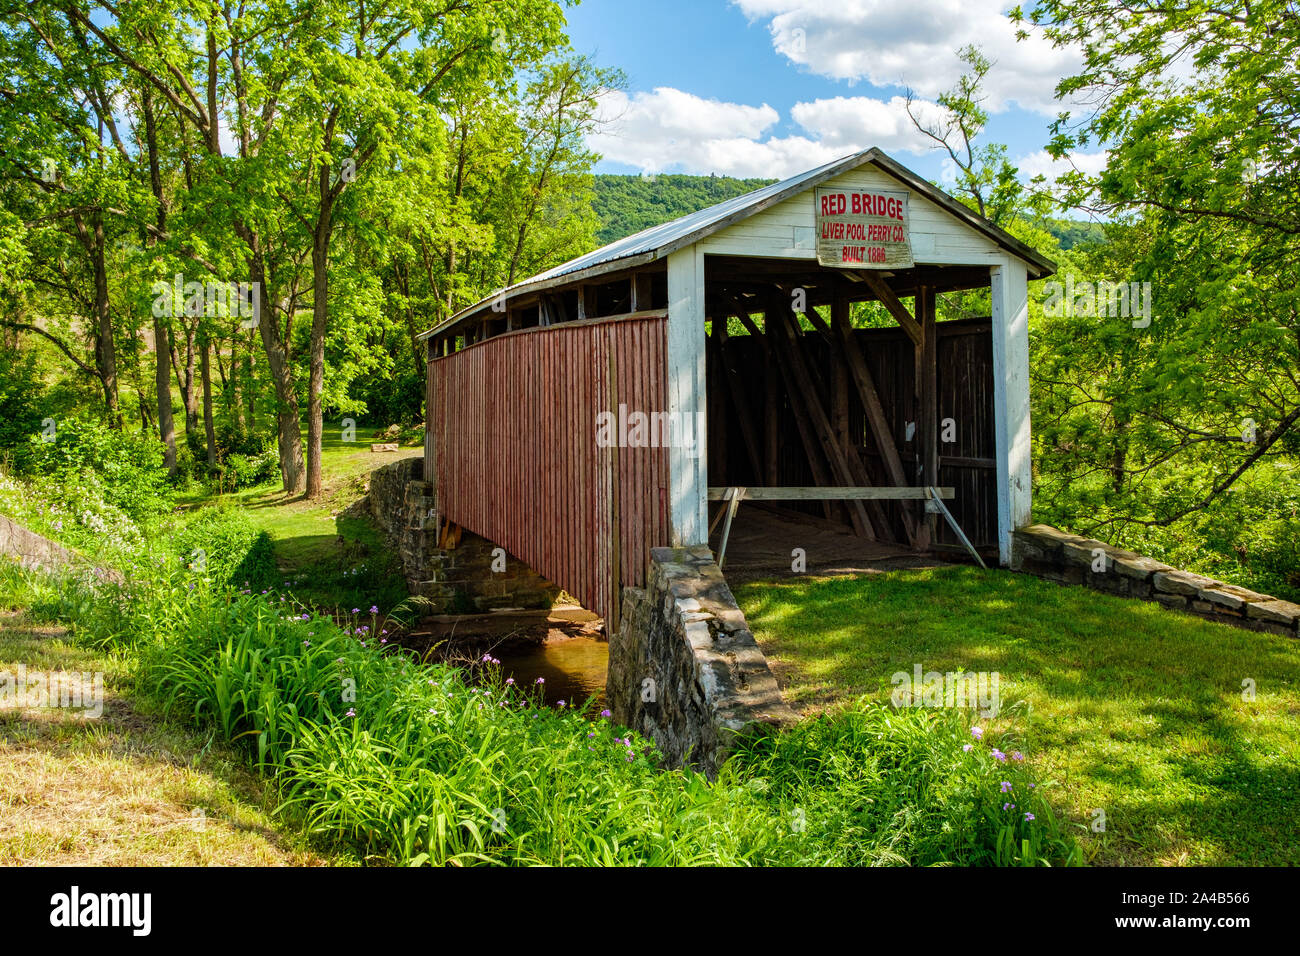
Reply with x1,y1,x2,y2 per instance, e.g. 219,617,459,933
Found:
155,318,177,474
141,86,177,474
170,325,198,437
201,335,217,465
248,244,304,493
82,213,120,424
230,317,246,431
306,222,331,499
244,328,256,423
183,323,198,435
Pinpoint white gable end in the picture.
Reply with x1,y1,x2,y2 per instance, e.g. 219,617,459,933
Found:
701,162,1005,265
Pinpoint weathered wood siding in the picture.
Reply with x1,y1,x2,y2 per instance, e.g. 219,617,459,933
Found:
428,313,670,622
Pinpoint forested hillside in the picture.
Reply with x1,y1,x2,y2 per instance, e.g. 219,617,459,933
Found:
592,174,776,243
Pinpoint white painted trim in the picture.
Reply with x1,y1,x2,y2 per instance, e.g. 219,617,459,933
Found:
990,259,1033,565
666,245,709,546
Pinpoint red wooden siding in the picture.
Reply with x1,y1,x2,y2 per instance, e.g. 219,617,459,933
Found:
428,314,670,622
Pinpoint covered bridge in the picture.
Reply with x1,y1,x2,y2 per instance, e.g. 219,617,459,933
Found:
418,147,1054,624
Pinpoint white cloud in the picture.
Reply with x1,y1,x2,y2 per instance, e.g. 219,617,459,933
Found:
790,95,948,154
590,87,955,177
732,0,1084,115
1017,149,1109,181
591,88,781,173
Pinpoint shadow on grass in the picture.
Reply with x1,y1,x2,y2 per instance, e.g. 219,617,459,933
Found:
735,566,1300,865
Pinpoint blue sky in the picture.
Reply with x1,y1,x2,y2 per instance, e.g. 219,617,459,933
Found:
564,0,1106,185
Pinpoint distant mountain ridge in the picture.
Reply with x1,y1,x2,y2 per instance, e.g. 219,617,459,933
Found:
592,174,777,244
591,173,1103,252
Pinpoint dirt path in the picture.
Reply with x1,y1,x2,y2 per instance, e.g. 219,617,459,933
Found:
0,614,332,866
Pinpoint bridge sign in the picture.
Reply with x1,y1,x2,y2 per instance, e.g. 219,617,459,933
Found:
814,186,914,269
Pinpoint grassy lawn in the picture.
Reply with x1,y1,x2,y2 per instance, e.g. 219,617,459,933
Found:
734,567,1300,866
0,613,336,866
179,421,422,610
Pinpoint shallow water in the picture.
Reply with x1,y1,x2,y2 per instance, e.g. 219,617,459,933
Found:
494,638,608,711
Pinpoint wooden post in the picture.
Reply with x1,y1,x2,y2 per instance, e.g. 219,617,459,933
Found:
631,273,654,312
990,259,1033,565
739,311,836,521
578,285,598,321
719,335,765,481
707,320,727,483
916,284,938,549
858,271,922,346
830,320,851,527
764,331,780,486
666,246,708,546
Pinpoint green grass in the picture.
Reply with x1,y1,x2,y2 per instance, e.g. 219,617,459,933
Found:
734,566,1300,866
0,611,336,866
3,562,1079,866
178,421,421,611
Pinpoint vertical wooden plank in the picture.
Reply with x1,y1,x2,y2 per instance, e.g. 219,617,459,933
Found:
706,321,727,484
666,246,708,546
631,272,653,312
990,259,1032,565
764,328,780,486
917,284,938,549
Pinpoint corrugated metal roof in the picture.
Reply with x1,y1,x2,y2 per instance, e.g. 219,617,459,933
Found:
526,153,852,283
419,147,1056,341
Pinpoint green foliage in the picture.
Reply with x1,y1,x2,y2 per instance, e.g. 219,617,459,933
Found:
592,173,777,243
1019,0,1300,590
13,415,172,521
171,508,278,592
0,349,44,450
737,566,1300,865
220,451,281,491
19,560,1076,866
0,472,145,564
733,707,1075,866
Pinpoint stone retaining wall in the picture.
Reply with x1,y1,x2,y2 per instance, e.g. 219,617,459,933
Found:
1011,524,1299,638
609,546,796,777
0,515,123,583
367,458,558,613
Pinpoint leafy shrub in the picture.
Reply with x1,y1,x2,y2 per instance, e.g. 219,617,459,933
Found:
171,507,277,590
222,450,280,490
0,350,44,450
0,472,145,563
14,415,172,521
